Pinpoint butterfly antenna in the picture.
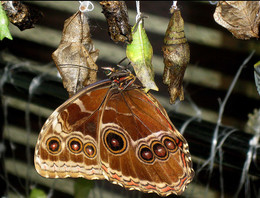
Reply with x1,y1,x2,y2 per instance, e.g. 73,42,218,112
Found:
117,57,127,66
118,57,136,70
126,61,131,68
117,58,134,72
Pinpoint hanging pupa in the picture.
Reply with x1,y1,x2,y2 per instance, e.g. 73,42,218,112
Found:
1,1,43,31
100,1,132,44
126,16,158,92
0,3,12,40
162,6,190,104
52,11,99,97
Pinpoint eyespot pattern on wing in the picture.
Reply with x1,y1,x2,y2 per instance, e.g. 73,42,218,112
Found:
162,136,178,153
103,129,128,154
84,142,97,159
46,137,62,154
68,137,83,154
151,141,168,160
138,144,155,164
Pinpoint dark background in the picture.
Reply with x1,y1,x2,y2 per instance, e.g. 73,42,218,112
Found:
0,1,259,198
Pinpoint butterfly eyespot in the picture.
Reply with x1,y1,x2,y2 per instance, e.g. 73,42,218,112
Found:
46,137,61,154
138,145,155,164
84,142,97,159
68,137,83,154
104,129,127,154
151,141,168,160
162,136,178,153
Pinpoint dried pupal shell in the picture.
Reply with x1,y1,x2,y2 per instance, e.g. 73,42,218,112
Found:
126,17,158,92
213,1,260,40
1,1,43,31
162,7,190,104
52,11,99,97
254,61,260,96
0,3,12,40
100,1,132,44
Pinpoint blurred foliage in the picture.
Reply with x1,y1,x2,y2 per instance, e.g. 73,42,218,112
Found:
29,188,47,198
74,178,94,198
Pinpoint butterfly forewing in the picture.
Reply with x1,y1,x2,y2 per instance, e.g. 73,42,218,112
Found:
99,86,194,196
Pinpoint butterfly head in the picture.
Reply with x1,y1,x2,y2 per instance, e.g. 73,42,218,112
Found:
102,66,136,90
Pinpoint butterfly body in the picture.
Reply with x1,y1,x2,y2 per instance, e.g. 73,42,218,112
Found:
34,69,194,196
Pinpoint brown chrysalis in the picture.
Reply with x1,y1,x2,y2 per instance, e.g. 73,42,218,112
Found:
1,1,43,31
162,7,190,104
52,11,99,97
213,1,260,40
100,1,132,44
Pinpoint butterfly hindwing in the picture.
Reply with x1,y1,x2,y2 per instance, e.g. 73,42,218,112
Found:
34,80,112,180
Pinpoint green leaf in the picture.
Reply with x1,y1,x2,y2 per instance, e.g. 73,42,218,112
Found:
29,188,47,198
126,17,158,92
74,178,94,198
0,3,13,40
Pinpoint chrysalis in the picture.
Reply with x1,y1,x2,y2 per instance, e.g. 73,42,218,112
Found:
0,3,12,40
1,1,43,31
100,1,132,44
52,11,99,97
254,61,260,96
126,17,158,92
162,7,190,104
213,1,260,40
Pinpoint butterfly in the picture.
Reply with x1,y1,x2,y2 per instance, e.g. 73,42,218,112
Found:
34,67,194,196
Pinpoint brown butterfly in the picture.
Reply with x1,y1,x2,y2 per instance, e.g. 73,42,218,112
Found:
34,67,194,196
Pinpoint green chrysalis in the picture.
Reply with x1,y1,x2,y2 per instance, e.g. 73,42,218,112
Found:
0,3,13,40
126,17,158,92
